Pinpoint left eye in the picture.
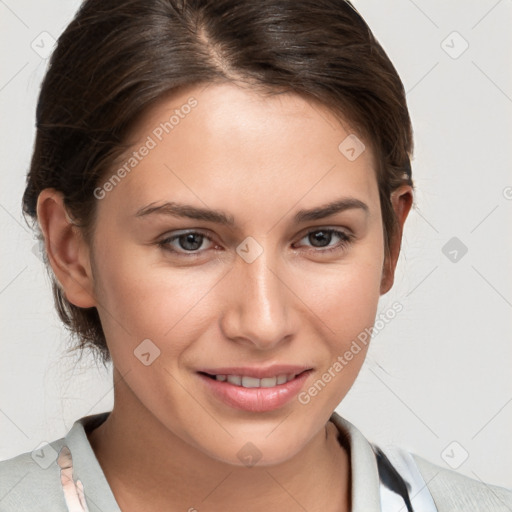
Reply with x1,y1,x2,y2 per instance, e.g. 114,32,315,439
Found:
158,231,214,254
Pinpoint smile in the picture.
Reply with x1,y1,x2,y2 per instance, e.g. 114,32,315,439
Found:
202,372,301,388
197,370,313,412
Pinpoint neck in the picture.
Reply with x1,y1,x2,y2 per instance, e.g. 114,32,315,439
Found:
87,376,350,512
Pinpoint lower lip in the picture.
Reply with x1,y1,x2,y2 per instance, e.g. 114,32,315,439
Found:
197,371,312,412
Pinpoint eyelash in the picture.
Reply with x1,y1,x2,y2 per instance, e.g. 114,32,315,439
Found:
157,228,354,257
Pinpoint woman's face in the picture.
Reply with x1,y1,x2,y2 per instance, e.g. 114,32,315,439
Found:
88,81,390,465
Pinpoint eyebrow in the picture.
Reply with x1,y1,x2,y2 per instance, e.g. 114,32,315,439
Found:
135,197,369,226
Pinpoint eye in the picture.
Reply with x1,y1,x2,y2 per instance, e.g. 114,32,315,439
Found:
294,228,354,254
157,227,354,258
157,230,216,256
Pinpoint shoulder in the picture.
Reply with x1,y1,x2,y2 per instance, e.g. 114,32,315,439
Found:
0,438,68,511
412,453,512,511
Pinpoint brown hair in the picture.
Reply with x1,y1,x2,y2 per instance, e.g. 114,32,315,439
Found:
23,0,414,365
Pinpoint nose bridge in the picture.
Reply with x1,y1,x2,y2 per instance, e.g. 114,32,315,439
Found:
220,239,292,348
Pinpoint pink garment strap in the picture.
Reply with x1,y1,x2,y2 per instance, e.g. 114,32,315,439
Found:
57,445,90,512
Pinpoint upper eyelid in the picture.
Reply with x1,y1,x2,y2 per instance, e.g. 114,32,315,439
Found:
159,226,352,240
159,228,215,244
163,223,352,234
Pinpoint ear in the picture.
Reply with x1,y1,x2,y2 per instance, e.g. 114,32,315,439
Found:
380,185,414,295
36,189,96,308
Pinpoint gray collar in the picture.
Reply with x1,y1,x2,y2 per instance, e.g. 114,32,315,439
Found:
61,411,438,512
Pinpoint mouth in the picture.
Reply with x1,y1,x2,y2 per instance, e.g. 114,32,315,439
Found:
198,370,309,388
196,369,313,412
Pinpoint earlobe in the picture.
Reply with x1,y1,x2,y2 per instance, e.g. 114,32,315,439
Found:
36,189,96,308
380,185,414,295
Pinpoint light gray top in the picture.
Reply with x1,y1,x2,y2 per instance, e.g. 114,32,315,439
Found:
1,411,511,511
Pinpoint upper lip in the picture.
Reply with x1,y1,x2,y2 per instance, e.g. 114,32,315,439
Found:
197,364,313,379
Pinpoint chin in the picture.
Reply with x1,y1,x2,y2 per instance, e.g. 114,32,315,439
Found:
198,428,312,469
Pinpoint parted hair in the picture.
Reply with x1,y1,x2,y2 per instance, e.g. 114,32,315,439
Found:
22,0,414,365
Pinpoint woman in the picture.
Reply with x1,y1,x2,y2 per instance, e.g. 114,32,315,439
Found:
1,0,510,510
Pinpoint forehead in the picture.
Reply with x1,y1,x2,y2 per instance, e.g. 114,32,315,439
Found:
99,81,379,220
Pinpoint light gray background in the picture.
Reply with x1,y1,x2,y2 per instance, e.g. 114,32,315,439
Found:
1,0,511,489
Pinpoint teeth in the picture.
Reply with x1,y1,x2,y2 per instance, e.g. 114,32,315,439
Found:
242,376,261,388
227,375,242,386
260,377,277,387
216,373,297,388
276,375,288,385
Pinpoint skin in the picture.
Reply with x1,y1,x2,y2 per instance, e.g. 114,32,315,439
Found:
37,81,412,512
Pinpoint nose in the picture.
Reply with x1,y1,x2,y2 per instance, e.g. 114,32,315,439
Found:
219,246,294,351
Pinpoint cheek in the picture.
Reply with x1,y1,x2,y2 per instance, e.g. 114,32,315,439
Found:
293,238,383,391
297,246,384,337
91,240,224,356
